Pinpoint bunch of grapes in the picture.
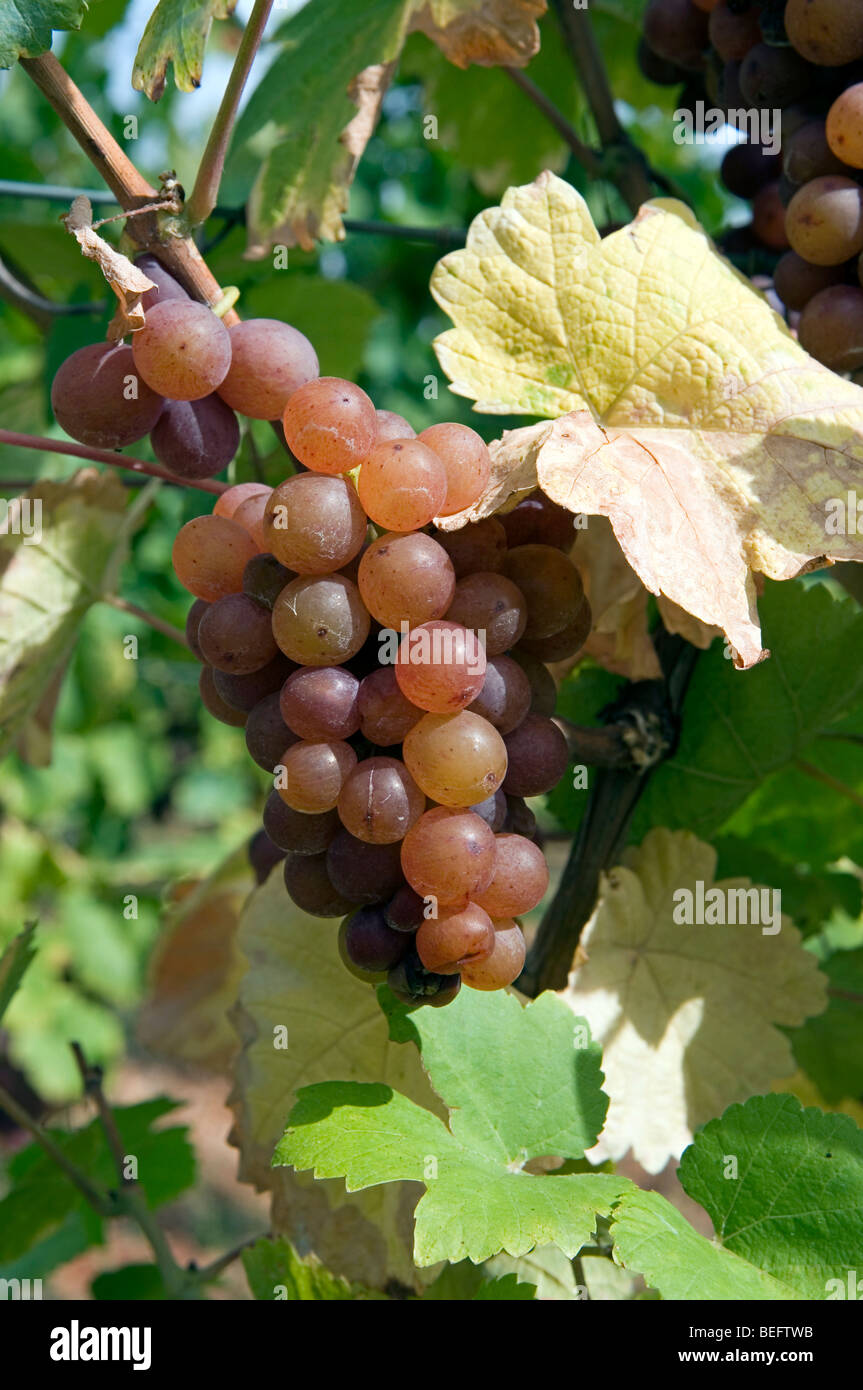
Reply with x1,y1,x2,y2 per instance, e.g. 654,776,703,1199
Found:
638,0,863,373
51,260,591,1009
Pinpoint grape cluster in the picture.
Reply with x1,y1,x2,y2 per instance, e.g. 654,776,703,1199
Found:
51,264,591,1008
639,0,863,373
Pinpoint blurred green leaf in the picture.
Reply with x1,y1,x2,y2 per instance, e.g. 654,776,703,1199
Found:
132,0,237,101
242,1236,386,1301
91,1264,167,1298
0,1,88,66
241,274,381,381
0,922,37,1025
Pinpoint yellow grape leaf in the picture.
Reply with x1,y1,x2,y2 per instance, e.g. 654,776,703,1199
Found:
411,0,544,66
556,517,660,682
137,847,251,1074
63,196,155,338
229,871,441,1290
431,172,863,668
560,828,827,1175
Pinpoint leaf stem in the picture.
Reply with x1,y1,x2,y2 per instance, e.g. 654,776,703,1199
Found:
504,67,602,178
0,429,227,495
186,0,275,227
0,1080,116,1219
103,595,190,649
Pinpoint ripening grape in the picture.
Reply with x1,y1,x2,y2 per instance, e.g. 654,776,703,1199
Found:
385,884,427,933
503,544,584,639
445,572,528,656
199,666,247,727
739,44,811,109
468,654,532,734
242,553,295,609
785,176,863,266
416,422,491,516
357,667,424,746
150,394,240,479
784,0,863,67
798,284,863,370
326,831,405,904
403,711,507,806
784,120,848,186
643,0,709,69
637,36,687,85
358,531,455,630
172,515,259,601
374,408,415,441
517,598,592,663
460,922,525,991
197,593,278,674
772,251,848,311
277,739,357,814
752,183,789,251
473,834,549,918
341,905,409,974
826,84,863,171
395,620,487,714
132,300,232,400
721,143,781,200
357,439,447,531
217,319,319,419
231,492,269,550
214,482,271,520
51,342,164,448
263,787,339,855
708,2,761,61
416,902,495,974
263,473,368,575
400,807,496,905
245,692,299,771
337,755,425,843
283,852,355,918
437,518,508,578
135,254,188,312
503,713,569,797
280,666,360,741
282,376,377,474
387,951,461,1006
500,492,574,550
271,574,371,666
213,653,294,713
248,829,286,886
510,651,557,716
185,598,209,660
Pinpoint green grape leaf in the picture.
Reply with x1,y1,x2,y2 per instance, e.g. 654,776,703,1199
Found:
677,1094,863,1300
0,922,37,1026
241,1236,385,1301
0,0,88,66
275,988,629,1266
0,472,145,762
790,948,863,1104
472,1273,536,1299
633,581,863,853
91,1265,167,1299
132,0,237,100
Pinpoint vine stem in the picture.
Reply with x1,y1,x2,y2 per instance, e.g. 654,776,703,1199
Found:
103,595,190,648
0,429,227,495
504,67,602,177
18,53,238,319
186,0,275,227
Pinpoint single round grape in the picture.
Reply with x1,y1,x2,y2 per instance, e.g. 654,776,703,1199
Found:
357,439,447,531
385,884,428,933
283,852,355,918
263,473,368,575
185,598,209,661
504,795,537,840
197,592,278,674
282,376,376,474
358,532,456,630
51,342,164,448
341,904,409,972
387,950,460,1006
721,143,781,200
517,598,592,663
263,787,340,855
786,177,863,266
357,667,424,747
135,253,188,311
503,713,569,797
637,35,688,84
217,319,319,419
326,831,405,905
752,182,789,251
474,833,549,918
338,916,388,984
445,572,527,656
773,251,849,311
150,394,239,480
233,492,270,549
213,653,293,713
172,515,259,601
242,553,295,610
401,806,496,906
403,711,507,806
784,0,863,66
643,0,709,69
214,482,271,520
374,408,415,441
337,755,425,844
248,829,286,885
395,620,487,714
469,788,508,832
271,574,371,666
509,651,557,716
436,518,507,578
784,119,848,186
280,666,360,741
500,492,574,550
825,84,863,171
199,665,247,727
416,422,491,516
278,739,357,813
246,692,299,771
132,300,231,401
798,284,863,370
708,1,761,60
503,544,584,640
739,43,812,108
468,654,532,734
416,902,495,974
461,922,525,991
